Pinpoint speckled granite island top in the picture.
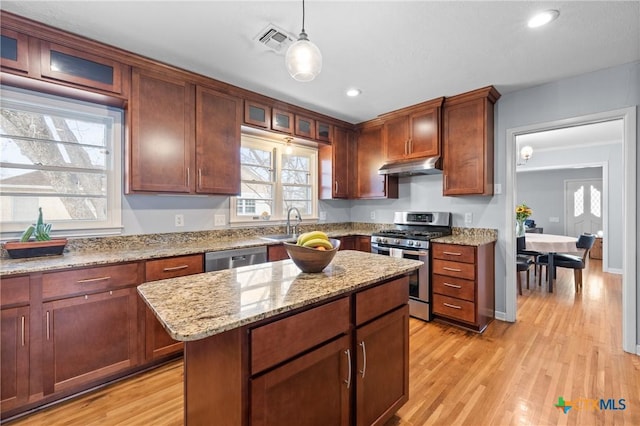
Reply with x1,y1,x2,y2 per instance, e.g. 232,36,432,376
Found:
137,250,422,342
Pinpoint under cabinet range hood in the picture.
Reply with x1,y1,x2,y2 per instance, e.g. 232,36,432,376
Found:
378,156,442,176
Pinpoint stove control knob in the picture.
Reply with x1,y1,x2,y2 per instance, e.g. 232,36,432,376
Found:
407,240,414,246
414,241,421,248
381,238,387,244
393,239,400,244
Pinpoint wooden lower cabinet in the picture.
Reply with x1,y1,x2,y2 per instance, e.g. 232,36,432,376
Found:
251,335,351,426
184,276,410,425
431,242,495,332
143,254,203,360
356,305,409,426
356,236,371,253
1,306,30,412
267,244,289,261
42,287,138,395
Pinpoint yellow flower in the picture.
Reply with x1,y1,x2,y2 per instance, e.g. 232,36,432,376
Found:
515,202,532,221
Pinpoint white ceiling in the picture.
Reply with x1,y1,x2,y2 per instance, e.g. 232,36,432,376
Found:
2,1,639,124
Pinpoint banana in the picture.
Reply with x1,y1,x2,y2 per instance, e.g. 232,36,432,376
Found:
302,238,333,250
297,231,329,246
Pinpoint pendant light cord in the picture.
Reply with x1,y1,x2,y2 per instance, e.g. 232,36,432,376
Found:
301,0,306,33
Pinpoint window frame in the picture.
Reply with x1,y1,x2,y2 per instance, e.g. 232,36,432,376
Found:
0,86,123,238
230,133,318,225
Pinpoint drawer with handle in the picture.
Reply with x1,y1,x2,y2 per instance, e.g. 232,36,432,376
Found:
42,262,141,300
145,254,203,281
432,294,475,323
432,243,475,263
432,274,475,302
432,258,475,280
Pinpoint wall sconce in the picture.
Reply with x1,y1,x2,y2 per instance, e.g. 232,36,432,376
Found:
518,145,533,165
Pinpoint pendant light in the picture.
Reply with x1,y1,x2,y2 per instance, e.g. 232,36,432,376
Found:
285,0,322,82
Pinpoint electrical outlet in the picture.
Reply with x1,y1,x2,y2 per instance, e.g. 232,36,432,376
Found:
175,214,184,227
319,211,327,220
370,211,376,220
494,183,502,194
214,214,225,226
549,217,560,223
464,212,473,225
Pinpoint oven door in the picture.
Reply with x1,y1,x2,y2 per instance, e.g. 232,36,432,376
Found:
371,243,430,321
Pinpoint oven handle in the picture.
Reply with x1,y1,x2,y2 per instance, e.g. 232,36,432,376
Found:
371,245,428,258
402,249,429,257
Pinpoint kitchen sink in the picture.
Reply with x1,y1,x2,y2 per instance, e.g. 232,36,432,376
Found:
260,234,298,242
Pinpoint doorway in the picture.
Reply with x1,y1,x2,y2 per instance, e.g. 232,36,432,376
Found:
505,107,637,354
564,178,603,236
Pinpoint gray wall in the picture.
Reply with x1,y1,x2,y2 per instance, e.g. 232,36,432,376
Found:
518,167,604,235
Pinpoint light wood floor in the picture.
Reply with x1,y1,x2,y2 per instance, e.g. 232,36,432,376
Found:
7,259,639,425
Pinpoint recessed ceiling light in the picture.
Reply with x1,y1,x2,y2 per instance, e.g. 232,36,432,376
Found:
346,88,361,97
528,9,560,28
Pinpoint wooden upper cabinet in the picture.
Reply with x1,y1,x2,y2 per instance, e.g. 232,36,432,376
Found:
319,126,353,199
442,86,500,196
130,68,194,193
40,41,123,94
0,28,29,73
316,121,332,143
272,108,294,134
244,100,271,129
383,98,443,162
295,114,315,139
195,86,241,195
355,123,398,199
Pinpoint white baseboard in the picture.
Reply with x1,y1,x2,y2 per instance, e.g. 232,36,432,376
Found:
606,267,623,275
494,310,510,322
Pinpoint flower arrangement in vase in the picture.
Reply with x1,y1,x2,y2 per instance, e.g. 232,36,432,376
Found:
515,202,533,237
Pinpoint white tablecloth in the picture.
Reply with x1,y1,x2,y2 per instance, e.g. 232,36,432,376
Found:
524,233,578,253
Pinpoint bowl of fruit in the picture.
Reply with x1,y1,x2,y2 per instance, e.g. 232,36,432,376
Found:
283,231,340,273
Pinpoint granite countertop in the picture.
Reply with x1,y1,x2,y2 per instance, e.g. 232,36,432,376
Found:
0,227,373,276
434,227,498,246
138,250,422,342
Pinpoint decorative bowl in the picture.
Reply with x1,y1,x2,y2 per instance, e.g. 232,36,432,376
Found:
283,238,341,273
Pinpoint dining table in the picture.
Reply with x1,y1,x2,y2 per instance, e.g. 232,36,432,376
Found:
524,233,579,292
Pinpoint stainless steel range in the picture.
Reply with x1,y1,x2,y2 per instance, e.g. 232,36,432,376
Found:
371,211,452,321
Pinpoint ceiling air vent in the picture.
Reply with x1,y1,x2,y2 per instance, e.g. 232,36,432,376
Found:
255,24,295,54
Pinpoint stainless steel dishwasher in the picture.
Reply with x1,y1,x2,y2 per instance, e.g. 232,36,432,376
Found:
204,246,268,272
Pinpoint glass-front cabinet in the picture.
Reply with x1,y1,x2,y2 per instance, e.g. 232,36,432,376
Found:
39,42,123,94
0,28,29,72
244,101,271,129
272,108,294,134
295,115,315,139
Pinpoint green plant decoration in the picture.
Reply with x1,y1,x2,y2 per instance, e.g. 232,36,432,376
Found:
20,207,52,242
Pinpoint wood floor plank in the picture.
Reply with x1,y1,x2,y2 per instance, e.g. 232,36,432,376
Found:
6,259,639,425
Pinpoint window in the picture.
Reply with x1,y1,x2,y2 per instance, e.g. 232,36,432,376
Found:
230,134,317,223
0,86,123,236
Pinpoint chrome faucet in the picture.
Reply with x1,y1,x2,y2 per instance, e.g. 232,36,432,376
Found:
286,207,302,236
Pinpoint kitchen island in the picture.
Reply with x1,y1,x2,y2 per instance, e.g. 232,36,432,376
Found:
138,250,422,425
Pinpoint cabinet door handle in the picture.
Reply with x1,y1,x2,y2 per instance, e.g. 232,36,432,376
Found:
163,265,189,272
198,168,203,188
334,181,338,194
443,251,462,256
21,315,25,347
344,349,352,389
186,167,190,187
76,276,111,283
359,341,367,379
444,302,462,310
46,311,50,340
408,138,412,154
444,282,462,289
443,267,462,272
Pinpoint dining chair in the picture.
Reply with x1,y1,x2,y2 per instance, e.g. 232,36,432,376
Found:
516,236,535,295
517,235,542,281
536,234,597,292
